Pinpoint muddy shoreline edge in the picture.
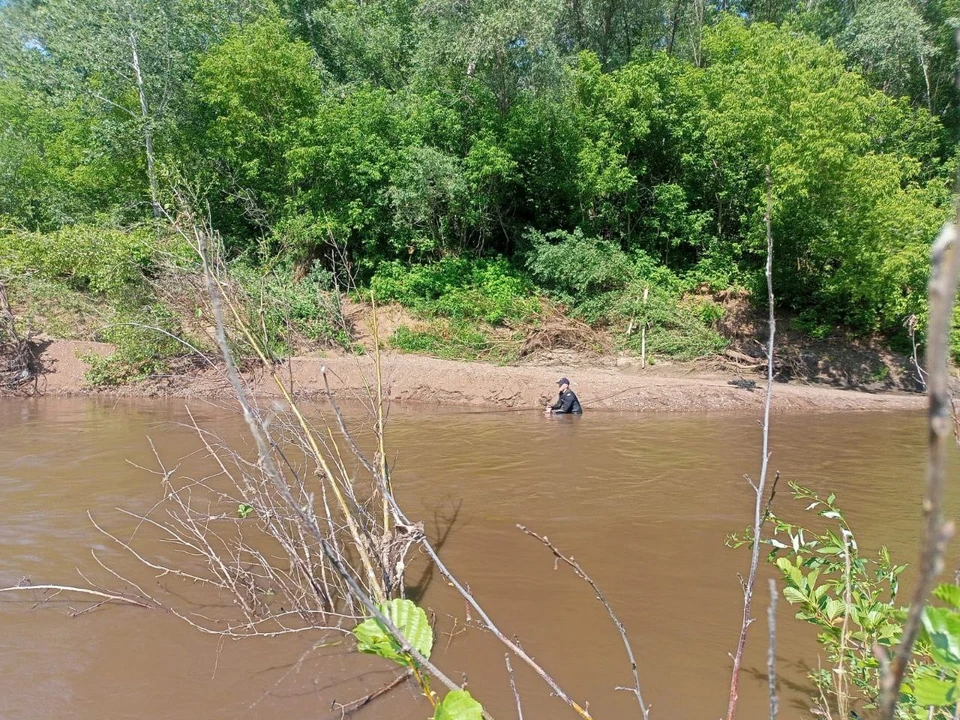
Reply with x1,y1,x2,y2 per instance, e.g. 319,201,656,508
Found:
9,339,929,414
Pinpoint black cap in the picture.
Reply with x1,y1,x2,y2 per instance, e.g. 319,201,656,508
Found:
556,377,570,386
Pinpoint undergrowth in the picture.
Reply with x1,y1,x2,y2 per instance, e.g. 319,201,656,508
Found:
370,257,539,326
390,320,519,363
231,260,355,357
83,305,186,385
526,229,729,360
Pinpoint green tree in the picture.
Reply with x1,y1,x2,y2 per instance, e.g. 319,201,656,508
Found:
190,15,323,238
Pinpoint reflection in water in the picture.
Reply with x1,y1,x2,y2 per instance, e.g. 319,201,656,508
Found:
0,398,953,720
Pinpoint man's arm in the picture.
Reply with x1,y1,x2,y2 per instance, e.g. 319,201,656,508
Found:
554,393,574,413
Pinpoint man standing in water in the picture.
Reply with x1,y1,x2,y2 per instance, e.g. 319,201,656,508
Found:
545,377,582,415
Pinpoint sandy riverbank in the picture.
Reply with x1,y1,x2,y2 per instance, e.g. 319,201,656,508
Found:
17,339,928,413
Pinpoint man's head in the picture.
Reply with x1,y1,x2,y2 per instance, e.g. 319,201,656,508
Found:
556,377,570,391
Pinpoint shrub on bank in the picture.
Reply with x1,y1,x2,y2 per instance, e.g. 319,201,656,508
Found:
526,228,728,360
231,261,354,356
0,223,191,300
84,305,185,385
370,257,539,326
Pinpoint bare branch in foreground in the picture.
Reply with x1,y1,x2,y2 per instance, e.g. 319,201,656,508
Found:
767,578,778,720
330,670,413,718
381,488,596,719
517,524,650,720
0,584,154,609
878,213,960,720
726,165,777,720
505,653,523,720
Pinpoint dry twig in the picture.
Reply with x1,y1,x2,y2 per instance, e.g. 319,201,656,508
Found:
505,653,523,720
518,524,650,720
726,165,777,720
767,578,778,720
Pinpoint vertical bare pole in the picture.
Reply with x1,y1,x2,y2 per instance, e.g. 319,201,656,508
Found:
878,214,960,720
641,286,649,369
767,578,779,720
726,165,776,720
370,291,391,534
878,35,960,720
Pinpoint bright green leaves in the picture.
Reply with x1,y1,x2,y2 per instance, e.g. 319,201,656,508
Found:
193,16,322,219
923,606,960,669
433,690,483,720
353,598,434,667
934,585,960,611
352,600,485,720
765,487,960,718
912,596,960,709
912,672,960,707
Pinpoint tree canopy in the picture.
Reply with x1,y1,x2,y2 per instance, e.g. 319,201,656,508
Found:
1,0,956,343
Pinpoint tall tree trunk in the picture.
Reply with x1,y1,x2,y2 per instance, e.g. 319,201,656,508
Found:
128,22,161,218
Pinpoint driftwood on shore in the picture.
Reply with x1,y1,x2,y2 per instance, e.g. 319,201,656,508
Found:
0,279,41,394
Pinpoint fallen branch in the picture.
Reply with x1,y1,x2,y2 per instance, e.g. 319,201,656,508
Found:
0,584,154,609
0,278,40,394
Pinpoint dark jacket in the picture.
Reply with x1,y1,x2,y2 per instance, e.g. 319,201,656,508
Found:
550,388,582,414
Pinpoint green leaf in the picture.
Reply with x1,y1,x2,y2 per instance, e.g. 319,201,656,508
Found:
913,674,957,706
922,606,960,669
934,584,960,611
783,586,807,605
825,598,845,622
434,690,483,720
353,598,434,667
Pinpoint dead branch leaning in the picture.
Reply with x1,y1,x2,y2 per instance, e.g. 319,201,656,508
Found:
319,538,497,720
518,524,650,720
726,165,777,720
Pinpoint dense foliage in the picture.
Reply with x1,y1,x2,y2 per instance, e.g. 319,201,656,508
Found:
1,0,958,362
750,484,960,719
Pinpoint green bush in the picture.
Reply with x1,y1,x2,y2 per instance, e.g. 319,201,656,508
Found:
85,305,185,386
370,257,539,325
526,228,727,359
390,321,489,358
0,224,163,299
524,228,633,311
231,260,353,356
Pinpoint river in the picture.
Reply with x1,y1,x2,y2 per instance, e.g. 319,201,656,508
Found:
0,397,955,719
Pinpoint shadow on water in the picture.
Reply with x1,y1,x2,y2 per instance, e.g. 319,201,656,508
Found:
404,498,463,603
744,658,820,713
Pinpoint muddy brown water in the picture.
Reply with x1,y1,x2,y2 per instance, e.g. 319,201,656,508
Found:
0,397,956,720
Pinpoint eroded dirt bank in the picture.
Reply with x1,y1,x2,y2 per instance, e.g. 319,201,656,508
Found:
20,339,928,413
